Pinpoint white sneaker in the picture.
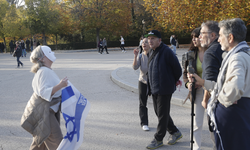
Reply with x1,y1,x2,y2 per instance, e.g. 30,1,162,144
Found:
142,125,149,131
122,50,124,53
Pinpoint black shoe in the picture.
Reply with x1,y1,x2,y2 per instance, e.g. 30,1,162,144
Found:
21,64,23,67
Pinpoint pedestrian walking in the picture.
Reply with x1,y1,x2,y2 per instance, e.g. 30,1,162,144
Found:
21,40,26,57
120,36,126,53
21,45,68,150
102,38,109,54
30,39,33,52
26,39,30,52
170,35,177,54
183,27,207,150
14,41,23,68
145,30,183,149
188,18,250,150
98,39,103,54
132,38,150,131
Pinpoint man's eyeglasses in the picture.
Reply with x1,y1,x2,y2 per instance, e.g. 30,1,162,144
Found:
200,32,212,35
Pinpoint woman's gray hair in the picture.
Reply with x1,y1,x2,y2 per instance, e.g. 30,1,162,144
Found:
201,20,220,36
219,18,247,43
30,46,44,73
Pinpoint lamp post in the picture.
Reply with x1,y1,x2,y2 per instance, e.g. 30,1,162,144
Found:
142,19,145,36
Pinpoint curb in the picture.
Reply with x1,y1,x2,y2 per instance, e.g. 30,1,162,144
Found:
110,67,191,109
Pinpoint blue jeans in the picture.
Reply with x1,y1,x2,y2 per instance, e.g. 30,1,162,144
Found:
17,56,23,67
172,45,176,54
31,46,33,52
22,49,26,57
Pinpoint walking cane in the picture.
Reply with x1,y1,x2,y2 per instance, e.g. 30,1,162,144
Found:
186,53,196,150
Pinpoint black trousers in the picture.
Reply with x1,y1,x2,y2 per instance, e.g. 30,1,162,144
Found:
120,44,125,50
138,81,148,126
99,47,103,53
102,46,109,53
152,94,178,141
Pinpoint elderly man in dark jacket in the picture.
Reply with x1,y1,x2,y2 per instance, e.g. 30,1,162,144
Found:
145,30,183,149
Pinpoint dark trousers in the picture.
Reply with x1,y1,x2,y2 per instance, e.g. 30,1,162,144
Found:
138,81,148,126
214,98,250,150
10,47,14,54
99,47,103,53
17,56,23,67
152,94,178,141
120,44,125,50
102,46,109,53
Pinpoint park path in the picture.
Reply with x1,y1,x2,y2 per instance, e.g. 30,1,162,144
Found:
0,49,212,150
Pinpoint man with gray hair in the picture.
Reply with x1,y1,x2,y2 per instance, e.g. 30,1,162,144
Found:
188,18,250,150
199,20,223,149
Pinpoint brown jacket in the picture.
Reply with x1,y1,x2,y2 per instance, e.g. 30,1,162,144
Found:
21,93,61,147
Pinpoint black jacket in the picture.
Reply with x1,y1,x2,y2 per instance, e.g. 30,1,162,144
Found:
15,45,22,57
202,39,223,81
171,38,176,46
148,42,182,95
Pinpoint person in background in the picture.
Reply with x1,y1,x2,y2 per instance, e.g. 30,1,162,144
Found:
9,40,14,54
120,36,126,53
170,35,177,54
98,39,103,54
183,27,207,150
145,30,183,149
102,38,109,54
188,18,250,150
26,39,30,52
139,36,144,54
21,40,26,57
37,41,40,46
14,41,23,68
132,38,150,131
30,39,33,51
23,45,68,149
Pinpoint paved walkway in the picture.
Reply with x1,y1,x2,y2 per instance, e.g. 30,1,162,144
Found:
110,48,191,108
0,47,213,150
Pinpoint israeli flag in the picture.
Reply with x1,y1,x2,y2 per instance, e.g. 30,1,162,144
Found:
57,82,90,150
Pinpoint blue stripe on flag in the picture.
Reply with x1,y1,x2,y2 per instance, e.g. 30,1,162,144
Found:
62,86,75,102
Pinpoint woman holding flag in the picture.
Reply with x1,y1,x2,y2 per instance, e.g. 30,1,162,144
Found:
21,45,68,150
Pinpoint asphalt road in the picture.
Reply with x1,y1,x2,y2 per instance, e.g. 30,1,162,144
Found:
0,49,213,150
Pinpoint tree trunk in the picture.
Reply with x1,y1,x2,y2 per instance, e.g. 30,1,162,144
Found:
42,31,47,45
3,37,6,53
96,28,100,51
56,34,58,50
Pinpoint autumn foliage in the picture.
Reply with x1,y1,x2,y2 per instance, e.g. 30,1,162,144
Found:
143,0,250,32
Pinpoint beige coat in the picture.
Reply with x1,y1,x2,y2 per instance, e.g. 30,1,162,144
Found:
21,93,60,147
204,51,250,107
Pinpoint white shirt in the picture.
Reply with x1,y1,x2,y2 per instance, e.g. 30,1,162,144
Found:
32,66,61,112
139,40,143,46
121,37,125,44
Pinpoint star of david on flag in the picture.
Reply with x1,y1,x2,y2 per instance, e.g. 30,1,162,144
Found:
57,82,90,150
